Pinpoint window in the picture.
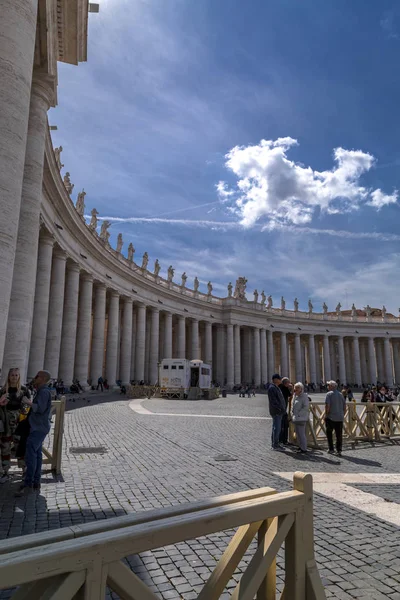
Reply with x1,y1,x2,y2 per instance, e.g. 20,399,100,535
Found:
171,365,177,370
201,368,210,375
179,366,184,370
163,365,169,370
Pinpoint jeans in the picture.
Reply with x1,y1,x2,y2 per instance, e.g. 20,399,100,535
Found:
326,418,343,452
24,430,48,487
279,413,289,444
271,414,283,448
294,422,307,451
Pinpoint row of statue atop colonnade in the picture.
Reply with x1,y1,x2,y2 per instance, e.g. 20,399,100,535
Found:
54,146,395,320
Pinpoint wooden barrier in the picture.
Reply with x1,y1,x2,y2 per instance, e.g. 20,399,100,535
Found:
0,473,326,599
290,402,400,448
126,385,160,399
43,397,66,474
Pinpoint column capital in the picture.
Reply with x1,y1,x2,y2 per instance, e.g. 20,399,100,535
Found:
31,72,56,109
122,296,133,305
39,230,55,247
109,289,120,299
53,247,67,261
151,306,160,314
67,261,81,274
94,281,106,291
80,272,93,283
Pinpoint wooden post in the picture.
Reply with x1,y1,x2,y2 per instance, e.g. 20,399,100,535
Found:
51,397,65,473
257,518,277,600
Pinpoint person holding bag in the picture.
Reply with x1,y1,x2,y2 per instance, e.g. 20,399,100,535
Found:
292,382,310,454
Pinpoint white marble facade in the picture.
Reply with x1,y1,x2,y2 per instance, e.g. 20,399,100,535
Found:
1,1,400,389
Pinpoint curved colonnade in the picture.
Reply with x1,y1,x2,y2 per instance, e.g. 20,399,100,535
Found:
1,2,400,389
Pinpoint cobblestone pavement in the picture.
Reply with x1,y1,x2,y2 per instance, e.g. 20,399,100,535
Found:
1,392,400,599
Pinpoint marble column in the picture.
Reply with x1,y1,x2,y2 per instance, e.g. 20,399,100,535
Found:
359,340,368,386
315,338,322,384
205,321,213,366
280,332,288,377
120,297,133,384
106,291,119,385
260,328,268,386
44,249,67,378
216,325,225,384
253,327,261,386
150,308,160,384
177,316,186,359
376,340,385,383
144,316,151,382
226,324,234,389
135,304,146,382
27,232,54,378
0,0,39,369
384,337,394,386
131,307,137,380
352,336,361,387
163,312,173,359
294,333,302,382
329,338,337,380
392,340,400,385
308,334,317,385
74,273,93,387
337,336,346,386
192,319,200,359
58,262,81,385
323,335,331,382
344,339,353,383
267,330,274,381
90,283,106,383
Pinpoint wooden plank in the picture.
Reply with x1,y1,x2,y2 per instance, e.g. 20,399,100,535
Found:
257,518,277,600
82,561,108,600
230,513,295,600
306,559,327,600
0,487,277,556
0,492,304,589
284,509,306,600
10,578,62,600
198,521,263,600
40,571,86,600
108,560,160,600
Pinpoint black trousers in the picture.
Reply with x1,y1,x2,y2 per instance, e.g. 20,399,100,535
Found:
279,413,289,444
326,418,343,452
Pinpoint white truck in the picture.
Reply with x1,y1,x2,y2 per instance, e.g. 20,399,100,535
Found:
158,359,213,399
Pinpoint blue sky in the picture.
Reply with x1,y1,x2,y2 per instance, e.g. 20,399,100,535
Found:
51,0,400,313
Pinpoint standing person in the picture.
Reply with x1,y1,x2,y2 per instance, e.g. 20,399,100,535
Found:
268,374,286,450
0,368,31,483
292,382,310,453
97,376,104,392
325,380,346,457
15,371,52,496
279,377,292,445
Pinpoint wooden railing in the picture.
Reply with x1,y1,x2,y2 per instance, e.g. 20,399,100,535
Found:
0,473,325,599
43,397,66,473
293,402,400,448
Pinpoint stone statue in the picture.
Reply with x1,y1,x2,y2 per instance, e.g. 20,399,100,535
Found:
281,296,286,310
335,302,341,316
167,265,174,282
194,276,199,292
323,302,328,314
116,233,123,253
207,281,213,295
100,220,111,245
227,282,233,297
75,189,86,217
382,305,387,318
261,291,266,306
253,289,259,303
233,277,247,300
141,252,149,270
351,303,357,317
127,243,135,262
63,172,74,195
267,295,273,309
181,272,187,288
294,298,299,311
365,305,371,318
54,146,64,170
154,259,160,276
308,299,313,313
89,208,99,230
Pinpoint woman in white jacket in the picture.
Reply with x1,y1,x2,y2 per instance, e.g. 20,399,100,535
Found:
292,382,310,453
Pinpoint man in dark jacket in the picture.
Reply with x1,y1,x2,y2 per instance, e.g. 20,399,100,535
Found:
268,374,287,450
279,377,292,444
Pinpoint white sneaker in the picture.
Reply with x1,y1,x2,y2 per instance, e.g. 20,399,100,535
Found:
0,473,10,484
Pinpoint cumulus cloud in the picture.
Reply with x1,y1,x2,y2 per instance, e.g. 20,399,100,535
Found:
217,137,398,226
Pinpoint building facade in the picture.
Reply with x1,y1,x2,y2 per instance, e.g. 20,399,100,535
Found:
1,1,400,389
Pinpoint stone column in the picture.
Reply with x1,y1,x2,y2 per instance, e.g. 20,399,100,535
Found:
27,232,54,378
308,334,317,385
294,333,302,382
74,273,93,387
260,328,267,386
163,312,173,359
135,304,146,382
376,340,385,383
329,338,336,381
352,336,361,387
177,316,186,359
253,327,261,386
120,297,133,384
44,249,67,378
337,336,346,386
323,335,331,382
205,321,213,366
384,337,394,387
105,291,119,385
58,262,80,386
344,339,353,383
0,0,39,369
267,330,274,380
315,338,322,384
280,332,288,377
216,325,226,384
131,307,137,380
226,324,234,389
233,324,241,385
90,283,106,383
392,340,400,386
191,319,200,359
359,340,368,386
150,308,160,384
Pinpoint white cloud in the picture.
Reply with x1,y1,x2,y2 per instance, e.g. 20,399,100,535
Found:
217,137,398,226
